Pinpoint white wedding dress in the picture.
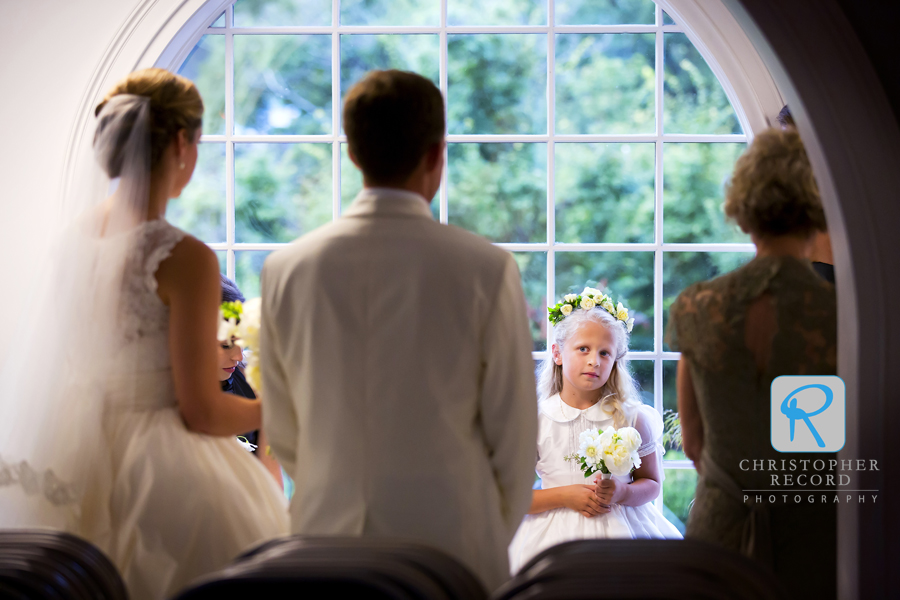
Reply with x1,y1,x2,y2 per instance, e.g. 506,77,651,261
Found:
507,395,682,574
1,218,288,599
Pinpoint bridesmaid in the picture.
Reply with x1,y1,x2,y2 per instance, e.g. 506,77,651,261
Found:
218,275,284,490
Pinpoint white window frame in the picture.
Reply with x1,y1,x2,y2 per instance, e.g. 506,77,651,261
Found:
61,0,786,519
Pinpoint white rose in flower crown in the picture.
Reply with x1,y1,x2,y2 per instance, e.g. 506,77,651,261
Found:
616,426,643,453
580,297,596,310
601,299,615,313
564,294,578,302
626,317,635,333
582,287,602,298
561,304,573,316
616,302,629,321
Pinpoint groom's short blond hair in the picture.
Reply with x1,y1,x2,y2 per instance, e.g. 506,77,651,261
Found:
343,70,445,185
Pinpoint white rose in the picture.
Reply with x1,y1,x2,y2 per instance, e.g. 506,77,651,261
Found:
601,299,615,313
616,302,629,321
580,297,596,310
564,294,578,302
597,428,616,453
560,303,574,316
236,297,262,349
626,317,635,333
604,445,636,476
616,426,643,453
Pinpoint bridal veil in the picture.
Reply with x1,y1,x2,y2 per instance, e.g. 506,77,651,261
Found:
0,94,153,544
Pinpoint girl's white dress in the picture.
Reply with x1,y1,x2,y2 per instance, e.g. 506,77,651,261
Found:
508,394,682,573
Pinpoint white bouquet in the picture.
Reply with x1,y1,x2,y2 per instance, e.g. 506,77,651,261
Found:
218,298,263,393
565,426,643,480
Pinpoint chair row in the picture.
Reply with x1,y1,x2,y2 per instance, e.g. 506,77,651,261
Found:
0,530,790,599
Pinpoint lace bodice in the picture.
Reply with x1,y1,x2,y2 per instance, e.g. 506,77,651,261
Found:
99,219,187,407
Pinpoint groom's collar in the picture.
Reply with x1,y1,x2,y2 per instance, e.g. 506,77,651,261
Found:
342,187,435,220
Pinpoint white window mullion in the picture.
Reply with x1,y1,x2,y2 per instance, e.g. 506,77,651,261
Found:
654,1,666,513
332,3,341,220
546,0,556,353
439,0,449,224
225,5,235,279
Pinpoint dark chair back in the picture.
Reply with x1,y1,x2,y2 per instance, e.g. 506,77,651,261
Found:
0,529,128,600
173,536,487,600
492,539,791,600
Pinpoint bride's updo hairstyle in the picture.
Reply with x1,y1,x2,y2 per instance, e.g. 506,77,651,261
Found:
94,68,203,177
538,306,643,428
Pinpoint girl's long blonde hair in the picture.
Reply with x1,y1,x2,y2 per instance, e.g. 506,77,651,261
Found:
537,307,643,428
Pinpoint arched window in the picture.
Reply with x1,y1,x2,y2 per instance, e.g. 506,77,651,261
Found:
167,0,755,531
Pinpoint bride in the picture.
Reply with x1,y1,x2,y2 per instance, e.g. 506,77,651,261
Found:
0,68,288,599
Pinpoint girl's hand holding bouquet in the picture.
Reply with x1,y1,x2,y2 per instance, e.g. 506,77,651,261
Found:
565,426,643,508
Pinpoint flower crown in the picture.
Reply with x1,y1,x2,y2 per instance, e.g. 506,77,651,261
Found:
548,287,635,332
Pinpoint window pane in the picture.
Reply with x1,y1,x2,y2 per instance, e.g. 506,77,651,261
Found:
234,35,332,135
169,143,226,242
513,252,547,351
448,34,547,135
664,33,742,134
235,251,272,299
630,359,654,406
342,0,438,26
234,143,332,243
661,360,684,458
663,468,696,534
234,0,331,27
211,12,225,27
663,10,676,25
555,251,654,351
663,143,748,243
556,34,655,135
663,359,677,414
448,143,546,243
178,35,225,135
662,251,754,350
448,0,545,25
341,34,439,96
215,250,227,275
555,0,654,25
555,143,655,243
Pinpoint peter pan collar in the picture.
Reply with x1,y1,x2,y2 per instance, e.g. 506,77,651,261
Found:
539,393,615,424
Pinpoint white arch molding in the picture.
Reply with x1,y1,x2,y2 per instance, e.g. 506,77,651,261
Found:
57,1,898,596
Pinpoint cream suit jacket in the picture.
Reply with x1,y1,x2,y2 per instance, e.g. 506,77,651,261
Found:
260,187,538,591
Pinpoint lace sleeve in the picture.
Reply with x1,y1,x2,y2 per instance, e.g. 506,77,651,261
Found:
142,221,187,294
666,280,733,373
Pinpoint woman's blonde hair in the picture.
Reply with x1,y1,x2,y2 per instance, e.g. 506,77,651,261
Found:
724,127,825,238
94,68,203,176
537,307,643,428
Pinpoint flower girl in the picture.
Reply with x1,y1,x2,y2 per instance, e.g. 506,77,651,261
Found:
508,288,681,573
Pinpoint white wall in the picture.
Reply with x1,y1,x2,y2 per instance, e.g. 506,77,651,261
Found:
0,0,142,362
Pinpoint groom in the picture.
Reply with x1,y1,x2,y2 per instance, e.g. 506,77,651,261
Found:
260,70,538,590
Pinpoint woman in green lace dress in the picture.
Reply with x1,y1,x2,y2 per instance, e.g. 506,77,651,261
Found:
667,128,837,598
